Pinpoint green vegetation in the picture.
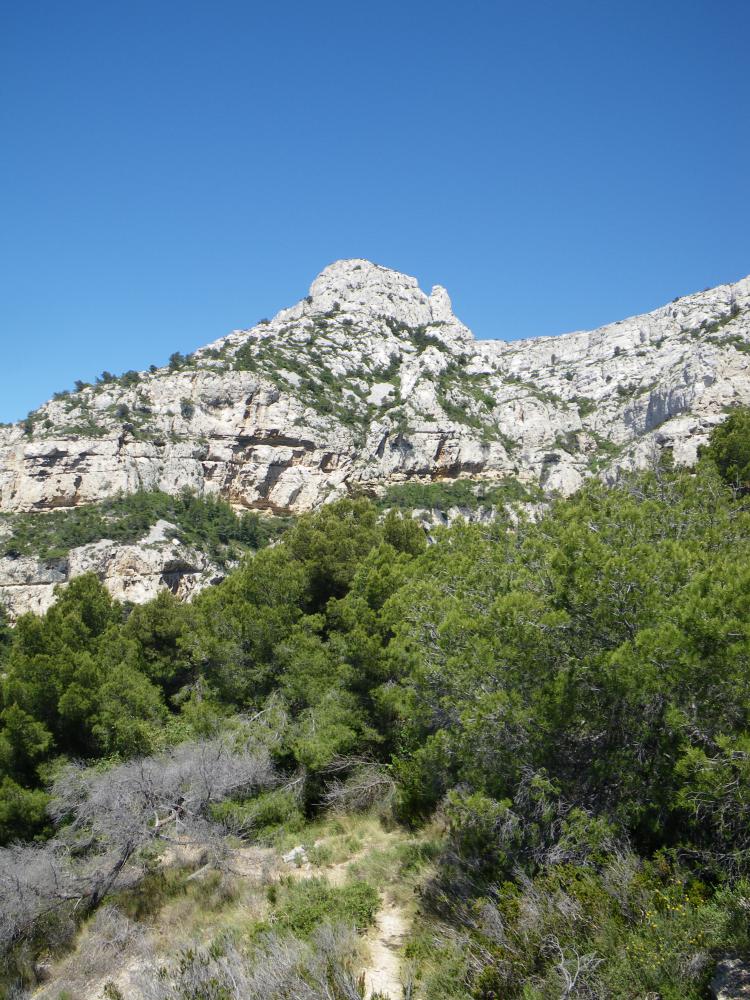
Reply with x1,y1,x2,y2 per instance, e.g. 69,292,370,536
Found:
378,476,540,511
179,398,195,420
554,429,580,453
686,303,743,342
269,877,379,937
0,490,290,563
384,318,446,353
432,362,519,442
4,413,750,996
572,394,597,417
41,412,109,438
504,374,566,407
713,332,750,354
587,429,623,471
233,329,373,435
702,405,750,489
33,347,224,414
681,304,750,355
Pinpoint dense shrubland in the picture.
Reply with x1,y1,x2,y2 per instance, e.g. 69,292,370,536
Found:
376,476,541,512
0,490,290,563
2,414,750,997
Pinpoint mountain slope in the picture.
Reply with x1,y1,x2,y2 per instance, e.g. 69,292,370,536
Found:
2,259,749,515
0,259,748,616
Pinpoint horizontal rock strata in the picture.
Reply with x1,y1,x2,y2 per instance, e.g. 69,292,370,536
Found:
1,259,749,615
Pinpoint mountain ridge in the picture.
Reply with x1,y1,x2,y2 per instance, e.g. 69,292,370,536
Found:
2,258,749,516
1,259,749,617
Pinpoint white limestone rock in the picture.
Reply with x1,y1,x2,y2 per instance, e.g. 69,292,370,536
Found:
0,521,225,621
711,957,750,999
1,259,749,616
368,383,397,406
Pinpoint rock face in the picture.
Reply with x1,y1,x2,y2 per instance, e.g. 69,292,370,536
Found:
1,258,749,615
0,521,225,620
711,957,750,999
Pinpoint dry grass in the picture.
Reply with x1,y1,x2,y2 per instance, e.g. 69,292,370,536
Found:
33,906,147,1000
29,812,440,1000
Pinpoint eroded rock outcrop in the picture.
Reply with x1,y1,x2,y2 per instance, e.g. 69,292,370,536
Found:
0,520,226,619
711,957,750,999
1,259,749,615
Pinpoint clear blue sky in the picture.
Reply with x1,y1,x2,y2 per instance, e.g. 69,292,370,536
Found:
1,1,748,423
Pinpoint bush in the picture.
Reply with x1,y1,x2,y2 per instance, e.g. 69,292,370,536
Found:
703,406,750,490
271,877,379,937
210,787,304,840
379,476,537,511
0,490,290,564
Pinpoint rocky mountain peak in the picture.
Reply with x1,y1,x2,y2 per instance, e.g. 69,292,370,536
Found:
305,259,466,337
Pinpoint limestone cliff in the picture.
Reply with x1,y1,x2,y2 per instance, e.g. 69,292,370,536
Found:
1,259,749,615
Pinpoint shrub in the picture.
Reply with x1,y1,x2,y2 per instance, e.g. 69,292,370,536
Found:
379,476,537,511
271,877,379,937
702,406,750,490
573,395,597,417
211,787,304,840
0,490,291,563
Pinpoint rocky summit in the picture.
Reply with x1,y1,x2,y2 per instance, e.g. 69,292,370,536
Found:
1,258,749,616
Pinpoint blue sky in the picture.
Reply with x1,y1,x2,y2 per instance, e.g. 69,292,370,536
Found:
1,0,748,423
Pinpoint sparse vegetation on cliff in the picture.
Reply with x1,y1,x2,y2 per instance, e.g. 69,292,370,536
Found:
377,475,540,511
0,491,290,563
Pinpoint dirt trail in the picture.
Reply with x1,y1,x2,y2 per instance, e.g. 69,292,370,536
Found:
362,895,409,998
38,833,411,1000
276,835,410,999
